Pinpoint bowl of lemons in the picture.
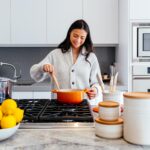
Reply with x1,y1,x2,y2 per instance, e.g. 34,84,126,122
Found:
0,99,24,141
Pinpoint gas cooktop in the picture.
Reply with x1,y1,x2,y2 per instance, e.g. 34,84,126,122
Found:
17,99,94,124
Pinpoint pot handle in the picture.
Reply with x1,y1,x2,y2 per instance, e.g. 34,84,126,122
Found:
84,89,89,93
51,89,58,93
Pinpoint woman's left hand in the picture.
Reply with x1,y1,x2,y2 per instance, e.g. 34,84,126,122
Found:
86,87,97,100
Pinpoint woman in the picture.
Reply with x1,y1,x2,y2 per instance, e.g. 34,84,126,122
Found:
30,19,101,100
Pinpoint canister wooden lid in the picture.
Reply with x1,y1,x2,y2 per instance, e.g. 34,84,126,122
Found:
92,106,99,113
98,101,119,107
95,117,123,125
123,92,150,99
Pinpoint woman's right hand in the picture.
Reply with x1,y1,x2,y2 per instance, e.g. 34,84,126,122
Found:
43,64,55,74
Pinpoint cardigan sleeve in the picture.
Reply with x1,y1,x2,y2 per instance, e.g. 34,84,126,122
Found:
30,52,53,82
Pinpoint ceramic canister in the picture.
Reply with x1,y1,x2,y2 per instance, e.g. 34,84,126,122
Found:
123,92,150,145
103,90,123,104
99,101,120,121
95,117,123,139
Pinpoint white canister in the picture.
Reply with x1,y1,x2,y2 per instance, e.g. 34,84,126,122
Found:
98,101,120,121
95,117,123,139
123,92,150,145
103,90,123,104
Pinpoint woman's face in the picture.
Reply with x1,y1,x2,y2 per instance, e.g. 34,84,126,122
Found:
70,29,87,50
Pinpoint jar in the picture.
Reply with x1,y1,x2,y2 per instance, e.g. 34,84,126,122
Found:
123,92,150,145
95,117,123,139
98,101,120,121
103,90,123,104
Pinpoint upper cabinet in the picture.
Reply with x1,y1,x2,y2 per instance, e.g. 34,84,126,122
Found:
0,0,118,46
0,0,10,44
83,0,118,45
47,0,82,45
11,0,46,44
130,0,150,20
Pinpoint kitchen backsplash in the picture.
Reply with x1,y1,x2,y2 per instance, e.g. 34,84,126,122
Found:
0,47,115,83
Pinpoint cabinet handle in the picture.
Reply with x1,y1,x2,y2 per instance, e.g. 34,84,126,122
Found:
147,89,150,92
147,67,150,74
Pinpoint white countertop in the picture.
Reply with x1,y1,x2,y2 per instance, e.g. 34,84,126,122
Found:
0,128,149,150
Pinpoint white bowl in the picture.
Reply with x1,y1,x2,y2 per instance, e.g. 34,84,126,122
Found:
0,123,20,141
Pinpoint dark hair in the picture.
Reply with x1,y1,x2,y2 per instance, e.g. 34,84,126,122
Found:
58,19,94,61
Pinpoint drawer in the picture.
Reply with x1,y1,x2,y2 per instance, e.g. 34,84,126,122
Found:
33,92,51,99
133,65,150,75
133,79,150,92
12,92,33,99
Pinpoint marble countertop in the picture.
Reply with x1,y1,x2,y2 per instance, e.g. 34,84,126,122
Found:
0,128,150,150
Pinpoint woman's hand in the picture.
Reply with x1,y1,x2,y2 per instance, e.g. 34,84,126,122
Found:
86,87,97,99
43,64,55,74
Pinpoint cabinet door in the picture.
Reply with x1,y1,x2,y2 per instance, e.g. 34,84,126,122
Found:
47,0,82,45
33,92,51,99
11,92,33,99
133,79,150,92
11,0,46,44
130,0,150,20
83,0,118,44
0,0,10,44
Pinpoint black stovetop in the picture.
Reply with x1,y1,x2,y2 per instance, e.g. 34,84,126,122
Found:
17,99,93,123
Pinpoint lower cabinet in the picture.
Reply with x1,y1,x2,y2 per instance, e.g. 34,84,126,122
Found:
33,92,51,99
133,78,150,92
12,91,51,99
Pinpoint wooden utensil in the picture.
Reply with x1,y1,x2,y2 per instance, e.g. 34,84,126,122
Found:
97,74,105,92
50,73,60,90
113,72,118,92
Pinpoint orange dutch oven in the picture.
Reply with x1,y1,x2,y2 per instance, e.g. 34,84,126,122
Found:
52,89,88,104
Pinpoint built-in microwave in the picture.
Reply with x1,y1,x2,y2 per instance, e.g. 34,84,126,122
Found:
133,23,150,61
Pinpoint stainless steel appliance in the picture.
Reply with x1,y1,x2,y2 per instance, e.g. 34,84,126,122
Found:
0,62,21,103
133,23,150,61
16,99,94,129
132,65,150,92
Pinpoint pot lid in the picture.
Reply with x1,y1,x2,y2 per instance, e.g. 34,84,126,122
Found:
98,101,119,107
95,117,123,125
123,92,150,99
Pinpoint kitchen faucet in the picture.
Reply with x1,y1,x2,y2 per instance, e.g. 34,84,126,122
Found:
0,62,21,81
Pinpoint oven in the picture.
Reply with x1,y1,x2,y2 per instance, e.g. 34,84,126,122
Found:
15,99,94,129
132,65,150,92
133,23,150,61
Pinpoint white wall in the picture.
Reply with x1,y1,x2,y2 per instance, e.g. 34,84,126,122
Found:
116,0,129,89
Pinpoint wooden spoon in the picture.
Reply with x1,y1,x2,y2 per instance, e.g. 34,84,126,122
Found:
50,72,60,90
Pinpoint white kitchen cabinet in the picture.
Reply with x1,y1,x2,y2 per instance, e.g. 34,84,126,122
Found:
11,0,46,44
12,92,33,99
33,92,51,99
12,91,51,99
0,0,10,44
47,0,82,45
130,0,150,20
133,79,150,92
0,0,118,46
83,0,118,45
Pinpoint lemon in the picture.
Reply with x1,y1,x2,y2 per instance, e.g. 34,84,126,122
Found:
0,105,2,111
13,108,24,123
0,110,3,121
1,99,17,115
1,115,16,129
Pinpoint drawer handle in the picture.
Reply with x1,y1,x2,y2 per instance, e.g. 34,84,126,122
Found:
147,67,150,74
147,89,150,92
